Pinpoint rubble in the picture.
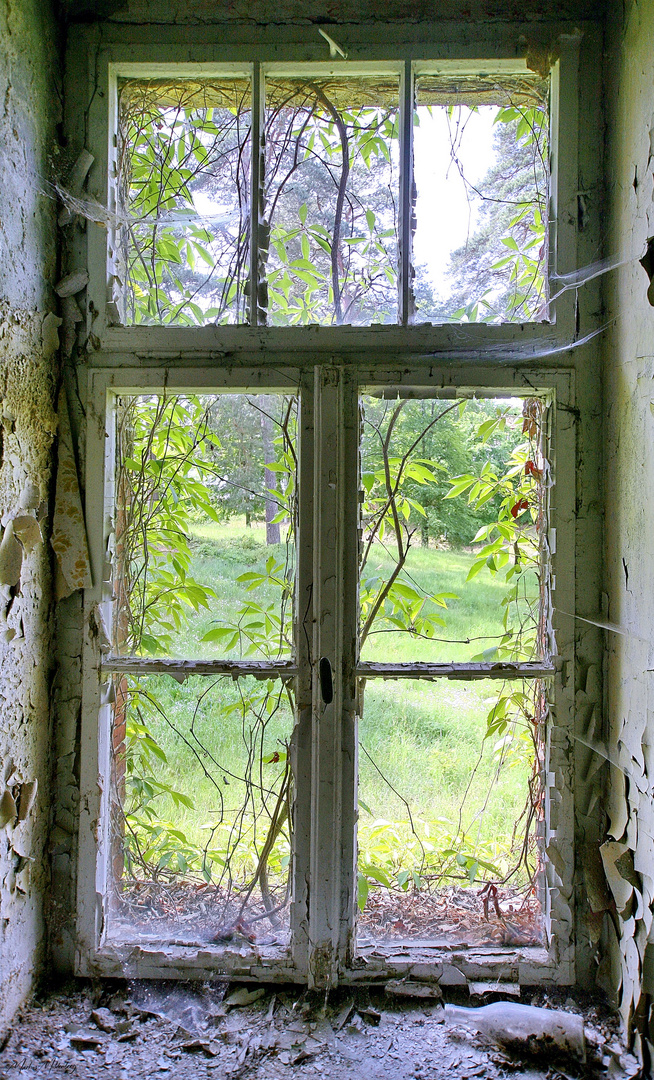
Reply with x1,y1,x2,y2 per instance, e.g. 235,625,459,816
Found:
0,980,620,1080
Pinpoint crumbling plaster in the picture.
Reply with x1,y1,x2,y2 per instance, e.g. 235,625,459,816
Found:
602,0,654,1068
63,0,608,26
0,0,60,1038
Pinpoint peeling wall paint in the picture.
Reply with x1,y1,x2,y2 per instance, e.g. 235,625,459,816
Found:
602,0,654,1069
0,0,60,1038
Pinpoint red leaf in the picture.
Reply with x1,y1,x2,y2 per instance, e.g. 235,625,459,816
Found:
510,499,529,518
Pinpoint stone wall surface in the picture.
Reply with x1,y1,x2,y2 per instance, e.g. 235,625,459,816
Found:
63,0,608,24
602,0,654,1068
0,0,60,1037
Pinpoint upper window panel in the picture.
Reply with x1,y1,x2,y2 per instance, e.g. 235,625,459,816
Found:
412,75,549,325
264,77,399,326
113,69,549,328
117,78,251,326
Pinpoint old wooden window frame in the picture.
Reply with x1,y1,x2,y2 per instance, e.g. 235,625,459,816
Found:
63,28,582,346
68,24,584,986
77,363,575,987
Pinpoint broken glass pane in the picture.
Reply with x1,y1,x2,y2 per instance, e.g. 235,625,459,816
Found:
412,76,549,324
356,677,546,946
358,393,550,664
106,673,293,949
117,79,251,325
110,392,297,660
264,77,400,325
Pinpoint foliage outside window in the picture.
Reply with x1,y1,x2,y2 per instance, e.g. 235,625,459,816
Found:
106,387,550,943
115,70,549,328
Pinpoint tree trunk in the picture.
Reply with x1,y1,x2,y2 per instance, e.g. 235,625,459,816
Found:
261,399,281,545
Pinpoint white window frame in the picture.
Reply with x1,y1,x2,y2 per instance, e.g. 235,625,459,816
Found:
67,22,585,987
65,27,582,348
77,362,575,987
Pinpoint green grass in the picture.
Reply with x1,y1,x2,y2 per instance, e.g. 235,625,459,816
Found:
360,542,533,663
167,516,536,664
120,517,538,894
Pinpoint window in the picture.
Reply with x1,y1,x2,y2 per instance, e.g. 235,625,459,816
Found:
78,362,574,985
73,32,582,987
110,65,549,328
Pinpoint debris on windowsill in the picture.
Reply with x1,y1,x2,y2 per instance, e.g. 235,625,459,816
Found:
0,979,620,1079
385,979,443,1000
444,1000,585,1062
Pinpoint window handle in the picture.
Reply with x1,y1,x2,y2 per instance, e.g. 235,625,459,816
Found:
319,657,333,705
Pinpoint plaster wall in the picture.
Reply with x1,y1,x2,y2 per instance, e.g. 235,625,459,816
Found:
64,0,607,24
602,0,654,1067
0,0,60,1036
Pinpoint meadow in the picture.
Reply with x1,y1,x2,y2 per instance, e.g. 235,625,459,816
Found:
120,517,539,900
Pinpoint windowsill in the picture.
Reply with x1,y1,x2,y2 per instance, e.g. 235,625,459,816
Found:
82,938,559,986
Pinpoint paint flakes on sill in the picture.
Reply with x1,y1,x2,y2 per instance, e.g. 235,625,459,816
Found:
0,981,622,1080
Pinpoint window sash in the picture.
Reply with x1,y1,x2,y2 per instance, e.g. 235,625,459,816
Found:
109,58,550,329
78,362,574,987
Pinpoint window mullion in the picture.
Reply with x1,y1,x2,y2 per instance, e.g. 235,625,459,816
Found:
309,365,359,986
398,59,415,326
249,62,266,325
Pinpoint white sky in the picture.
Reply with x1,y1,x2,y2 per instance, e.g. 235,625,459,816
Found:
413,106,497,297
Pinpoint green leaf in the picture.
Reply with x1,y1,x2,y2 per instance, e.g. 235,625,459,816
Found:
357,872,369,911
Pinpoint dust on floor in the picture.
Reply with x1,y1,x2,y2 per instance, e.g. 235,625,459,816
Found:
0,980,628,1080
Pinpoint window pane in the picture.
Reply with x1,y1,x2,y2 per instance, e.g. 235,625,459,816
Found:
357,677,546,947
117,79,251,325
111,392,297,660
107,673,293,948
358,394,549,663
264,77,400,325
412,76,549,325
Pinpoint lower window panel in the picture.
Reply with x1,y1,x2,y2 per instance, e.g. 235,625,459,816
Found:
356,677,547,949
106,672,293,949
